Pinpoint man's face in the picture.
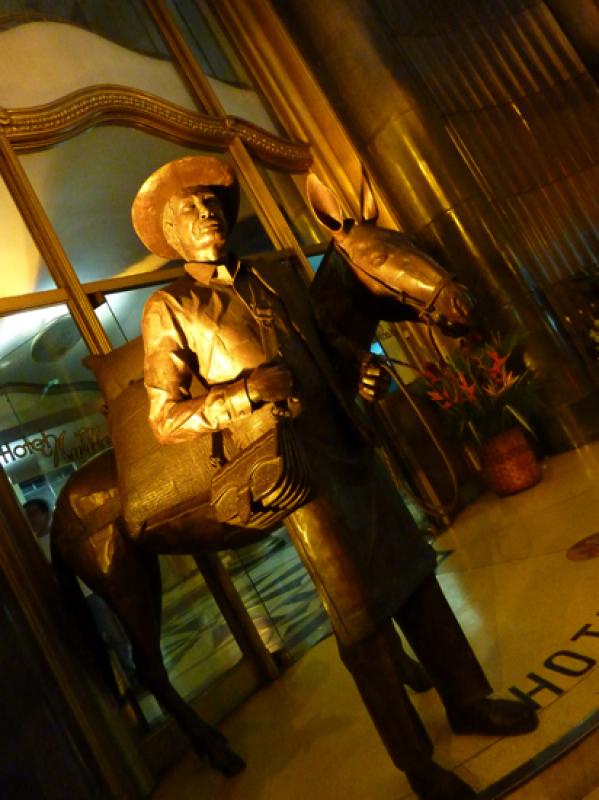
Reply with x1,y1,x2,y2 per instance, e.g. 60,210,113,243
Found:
165,189,229,262
25,504,51,537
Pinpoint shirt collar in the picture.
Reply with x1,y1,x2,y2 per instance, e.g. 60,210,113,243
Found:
184,259,240,285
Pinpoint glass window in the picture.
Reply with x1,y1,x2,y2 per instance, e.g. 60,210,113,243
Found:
0,305,108,501
165,0,284,134
19,127,273,284
166,0,244,84
96,284,165,346
0,0,168,56
222,531,331,663
262,168,327,249
0,303,246,720
0,177,55,299
0,11,196,111
139,556,244,722
307,253,325,272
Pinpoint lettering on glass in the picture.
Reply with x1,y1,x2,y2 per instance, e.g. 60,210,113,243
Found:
0,426,111,468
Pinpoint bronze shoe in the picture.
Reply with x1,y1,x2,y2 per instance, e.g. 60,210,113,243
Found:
448,698,538,736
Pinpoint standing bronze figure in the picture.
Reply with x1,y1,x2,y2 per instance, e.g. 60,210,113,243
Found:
129,155,537,800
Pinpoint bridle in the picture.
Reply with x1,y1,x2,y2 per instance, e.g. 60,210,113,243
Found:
417,273,457,323
416,272,458,362
335,240,459,361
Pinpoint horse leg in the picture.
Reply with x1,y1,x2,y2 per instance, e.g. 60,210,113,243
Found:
97,526,245,776
55,515,244,776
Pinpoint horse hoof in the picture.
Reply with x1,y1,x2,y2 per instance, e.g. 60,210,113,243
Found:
207,746,246,777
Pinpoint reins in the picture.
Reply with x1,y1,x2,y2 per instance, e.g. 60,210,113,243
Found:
375,351,461,525
333,242,463,524
416,273,457,364
366,267,463,524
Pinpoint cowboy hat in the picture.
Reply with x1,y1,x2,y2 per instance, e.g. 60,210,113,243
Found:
131,155,240,259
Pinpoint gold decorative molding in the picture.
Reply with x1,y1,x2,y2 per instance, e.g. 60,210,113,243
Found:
0,84,312,171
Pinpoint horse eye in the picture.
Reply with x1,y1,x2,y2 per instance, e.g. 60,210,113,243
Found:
368,250,388,268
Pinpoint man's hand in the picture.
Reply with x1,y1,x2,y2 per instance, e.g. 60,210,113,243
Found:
246,361,294,404
358,354,391,402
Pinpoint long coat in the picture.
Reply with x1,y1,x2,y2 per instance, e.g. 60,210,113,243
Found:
142,256,436,646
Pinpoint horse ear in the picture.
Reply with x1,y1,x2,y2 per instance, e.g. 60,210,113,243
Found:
360,170,379,224
306,173,345,234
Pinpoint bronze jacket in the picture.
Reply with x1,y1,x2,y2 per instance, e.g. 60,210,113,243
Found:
142,257,436,645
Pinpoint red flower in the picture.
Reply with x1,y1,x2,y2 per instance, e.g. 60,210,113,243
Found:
427,388,457,411
452,371,474,401
487,348,510,374
422,362,442,384
417,333,537,444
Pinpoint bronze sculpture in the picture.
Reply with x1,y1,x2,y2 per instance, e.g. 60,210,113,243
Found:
48,155,540,798
131,155,537,799
48,158,460,781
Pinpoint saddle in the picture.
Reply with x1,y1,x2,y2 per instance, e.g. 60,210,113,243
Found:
83,337,272,552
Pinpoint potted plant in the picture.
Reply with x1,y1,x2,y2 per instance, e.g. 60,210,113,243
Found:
414,334,543,496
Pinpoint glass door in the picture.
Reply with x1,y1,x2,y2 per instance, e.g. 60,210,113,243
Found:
0,301,274,774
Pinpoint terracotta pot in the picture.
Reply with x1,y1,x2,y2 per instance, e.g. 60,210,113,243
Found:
480,427,542,496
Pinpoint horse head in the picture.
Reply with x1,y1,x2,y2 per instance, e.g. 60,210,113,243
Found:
306,172,474,336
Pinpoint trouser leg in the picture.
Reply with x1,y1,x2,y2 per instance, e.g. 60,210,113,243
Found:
337,621,434,772
394,575,492,711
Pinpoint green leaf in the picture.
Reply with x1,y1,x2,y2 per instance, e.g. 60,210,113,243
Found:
466,419,482,446
504,405,536,438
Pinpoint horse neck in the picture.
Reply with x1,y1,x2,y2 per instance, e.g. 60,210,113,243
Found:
311,248,406,358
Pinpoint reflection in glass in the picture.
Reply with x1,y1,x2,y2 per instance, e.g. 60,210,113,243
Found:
263,168,327,248
19,127,273,284
140,557,244,723
0,0,168,57
0,177,55,299
165,0,283,134
96,284,167,346
0,15,195,110
0,304,108,500
0,302,245,725
166,0,244,83
223,531,331,664
1,305,111,679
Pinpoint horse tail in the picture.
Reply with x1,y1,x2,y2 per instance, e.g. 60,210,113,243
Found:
50,539,120,699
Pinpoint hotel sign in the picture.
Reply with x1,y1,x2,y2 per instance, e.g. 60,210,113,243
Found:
1,425,111,469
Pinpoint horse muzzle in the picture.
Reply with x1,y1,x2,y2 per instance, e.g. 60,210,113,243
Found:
429,285,476,336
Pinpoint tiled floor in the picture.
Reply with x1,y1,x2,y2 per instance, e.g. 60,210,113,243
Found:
154,441,599,799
